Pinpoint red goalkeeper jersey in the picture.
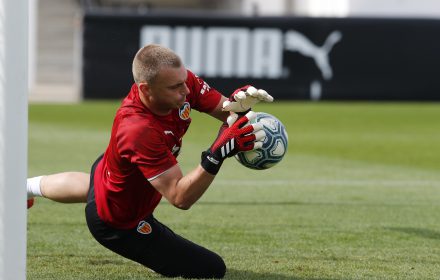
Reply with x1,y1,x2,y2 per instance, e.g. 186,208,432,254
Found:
93,70,222,229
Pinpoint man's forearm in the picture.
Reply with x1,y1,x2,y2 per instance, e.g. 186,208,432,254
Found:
173,165,215,209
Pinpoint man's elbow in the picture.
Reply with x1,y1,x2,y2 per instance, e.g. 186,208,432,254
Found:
175,203,192,210
174,202,192,210
173,197,194,210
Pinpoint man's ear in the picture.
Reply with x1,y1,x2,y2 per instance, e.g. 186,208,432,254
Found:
138,82,150,96
137,82,152,106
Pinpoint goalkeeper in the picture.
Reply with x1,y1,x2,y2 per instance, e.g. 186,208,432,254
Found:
26,44,273,279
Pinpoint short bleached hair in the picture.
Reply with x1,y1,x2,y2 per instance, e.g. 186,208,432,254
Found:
132,44,182,84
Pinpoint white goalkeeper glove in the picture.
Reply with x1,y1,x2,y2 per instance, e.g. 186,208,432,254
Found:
222,85,274,114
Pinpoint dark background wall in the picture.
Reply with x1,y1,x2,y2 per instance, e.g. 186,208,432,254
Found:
82,11,440,100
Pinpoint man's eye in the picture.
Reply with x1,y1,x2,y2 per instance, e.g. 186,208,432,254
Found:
170,84,183,90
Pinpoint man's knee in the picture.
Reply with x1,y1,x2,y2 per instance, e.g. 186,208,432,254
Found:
198,251,226,279
212,255,226,278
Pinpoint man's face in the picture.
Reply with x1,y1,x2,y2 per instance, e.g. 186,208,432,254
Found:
148,65,189,112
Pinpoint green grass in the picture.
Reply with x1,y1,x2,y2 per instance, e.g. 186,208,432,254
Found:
28,101,440,279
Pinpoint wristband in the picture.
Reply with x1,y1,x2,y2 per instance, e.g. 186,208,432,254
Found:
200,150,223,175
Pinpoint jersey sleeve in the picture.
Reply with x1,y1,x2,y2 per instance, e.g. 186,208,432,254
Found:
185,70,223,113
117,118,177,181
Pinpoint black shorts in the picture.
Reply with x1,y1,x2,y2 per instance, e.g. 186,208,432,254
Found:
85,156,226,279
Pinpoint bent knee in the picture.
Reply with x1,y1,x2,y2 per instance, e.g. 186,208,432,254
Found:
199,252,226,279
213,256,226,278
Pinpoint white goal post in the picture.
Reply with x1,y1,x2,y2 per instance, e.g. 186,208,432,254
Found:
0,0,28,279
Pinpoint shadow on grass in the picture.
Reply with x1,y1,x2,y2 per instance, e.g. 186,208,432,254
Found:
386,227,440,240
226,268,338,280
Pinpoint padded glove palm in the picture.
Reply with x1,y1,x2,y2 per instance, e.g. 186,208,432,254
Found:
222,85,274,114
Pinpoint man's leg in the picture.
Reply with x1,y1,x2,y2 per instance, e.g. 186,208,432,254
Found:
144,216,227,279
85,155,225,278
27,172,89,203
86,197,226,279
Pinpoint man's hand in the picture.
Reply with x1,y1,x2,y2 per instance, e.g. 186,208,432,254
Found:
200,111,265,175
222,85,274,114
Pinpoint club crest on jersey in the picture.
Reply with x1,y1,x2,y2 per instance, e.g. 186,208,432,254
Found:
179,102,191,120
137,220,152,235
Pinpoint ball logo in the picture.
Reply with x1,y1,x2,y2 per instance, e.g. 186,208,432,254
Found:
179,102,191,120
137,220,152,235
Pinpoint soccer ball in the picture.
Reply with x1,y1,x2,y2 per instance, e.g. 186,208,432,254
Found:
235,112,288,170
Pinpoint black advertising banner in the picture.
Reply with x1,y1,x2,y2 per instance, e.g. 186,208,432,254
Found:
83,11,440,100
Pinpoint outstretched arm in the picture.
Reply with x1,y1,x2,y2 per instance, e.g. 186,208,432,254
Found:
150,111,265,210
